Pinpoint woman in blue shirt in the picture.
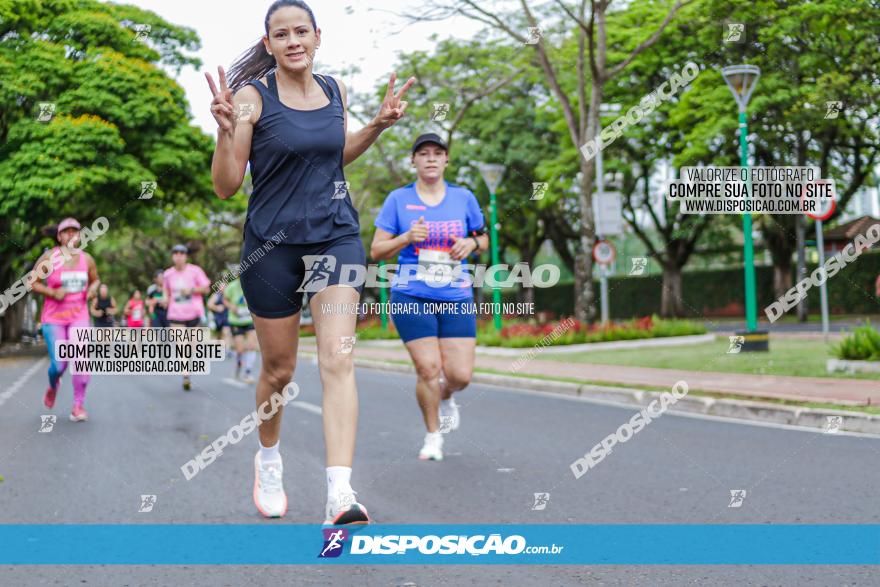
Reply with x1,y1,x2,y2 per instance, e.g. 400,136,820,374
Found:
371,133,488,462
205,0,413,525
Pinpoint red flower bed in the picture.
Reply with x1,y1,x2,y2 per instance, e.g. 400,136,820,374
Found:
498,316,653,339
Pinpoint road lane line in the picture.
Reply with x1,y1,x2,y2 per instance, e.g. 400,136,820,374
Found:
221,377,248,388
0,359,47,408
289,400,321,415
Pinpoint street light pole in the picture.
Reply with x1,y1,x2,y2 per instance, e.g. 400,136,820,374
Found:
477,163,506,331
737,107,759,333
722,65,762,341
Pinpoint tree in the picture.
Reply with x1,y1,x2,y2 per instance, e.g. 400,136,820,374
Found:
674,0,880,299
405,0,692,321
0,0,215,339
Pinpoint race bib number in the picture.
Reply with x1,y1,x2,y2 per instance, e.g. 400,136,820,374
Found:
417,249,456,286
172,280,192,303
60,271,88,294
236,306,250,318
132,308,142,321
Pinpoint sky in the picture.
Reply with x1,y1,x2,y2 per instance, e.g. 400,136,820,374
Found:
116,0,486,134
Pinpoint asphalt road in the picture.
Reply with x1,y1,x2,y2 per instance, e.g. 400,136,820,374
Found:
1,353,878,586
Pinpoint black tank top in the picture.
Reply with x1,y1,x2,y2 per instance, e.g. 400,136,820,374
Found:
94,296,113,327
245,72,360,244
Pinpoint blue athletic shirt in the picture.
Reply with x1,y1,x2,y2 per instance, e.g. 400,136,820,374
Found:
375,181,485,301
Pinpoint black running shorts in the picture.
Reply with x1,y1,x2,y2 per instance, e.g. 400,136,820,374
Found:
239,226,365,318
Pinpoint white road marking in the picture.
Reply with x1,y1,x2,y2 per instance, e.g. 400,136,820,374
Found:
221,377,248,388
0,359,47,408
289,400,322,415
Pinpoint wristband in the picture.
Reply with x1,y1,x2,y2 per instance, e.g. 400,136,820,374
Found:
471,236,480,251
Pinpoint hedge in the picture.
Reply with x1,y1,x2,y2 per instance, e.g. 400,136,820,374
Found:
498,250,880,319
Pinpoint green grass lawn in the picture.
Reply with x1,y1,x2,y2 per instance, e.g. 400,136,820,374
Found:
539,336,880,380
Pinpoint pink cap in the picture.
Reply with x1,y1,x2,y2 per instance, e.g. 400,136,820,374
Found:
56,217,81,235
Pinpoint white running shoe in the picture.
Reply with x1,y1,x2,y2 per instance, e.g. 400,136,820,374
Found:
418,431,444,461
253,452,287,518
439,398,460,433
324,490,370,525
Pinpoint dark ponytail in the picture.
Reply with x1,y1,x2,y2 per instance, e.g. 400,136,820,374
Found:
227,0,318,92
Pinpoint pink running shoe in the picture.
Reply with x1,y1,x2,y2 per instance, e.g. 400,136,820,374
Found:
70,404,88,422
44,386,57,409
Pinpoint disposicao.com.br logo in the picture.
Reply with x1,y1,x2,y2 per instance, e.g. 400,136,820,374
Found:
327,532,563,558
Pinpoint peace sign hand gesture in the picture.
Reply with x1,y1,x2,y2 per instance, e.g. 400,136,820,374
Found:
205,66,236,134
373,72,416,130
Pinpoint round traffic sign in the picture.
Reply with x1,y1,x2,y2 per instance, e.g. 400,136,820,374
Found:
802,179,837,221
592,240,616,266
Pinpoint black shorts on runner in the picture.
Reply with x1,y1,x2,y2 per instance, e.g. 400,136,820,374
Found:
239,226,365,318
169,318,200,328
231,323,255,336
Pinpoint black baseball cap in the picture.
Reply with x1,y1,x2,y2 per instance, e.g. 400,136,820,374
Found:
171,244,188,254
412,133,448,154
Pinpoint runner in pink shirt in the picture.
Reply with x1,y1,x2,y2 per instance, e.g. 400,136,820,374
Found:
162,244,211,391
29,218,101,422
123,289,146,327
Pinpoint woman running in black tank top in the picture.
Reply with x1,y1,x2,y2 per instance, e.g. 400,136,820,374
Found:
205,0,414,525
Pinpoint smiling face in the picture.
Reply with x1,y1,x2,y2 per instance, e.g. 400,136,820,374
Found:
263,6,320,73
412,143,449,182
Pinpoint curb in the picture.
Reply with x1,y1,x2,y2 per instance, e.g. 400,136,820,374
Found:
320,353,880,436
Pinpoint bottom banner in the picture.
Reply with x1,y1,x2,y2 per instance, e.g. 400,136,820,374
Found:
0,524,877,565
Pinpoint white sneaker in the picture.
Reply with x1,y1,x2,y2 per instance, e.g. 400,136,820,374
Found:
439,398,460,433
253,452,287,518
324,490,370,525
418,431,444,461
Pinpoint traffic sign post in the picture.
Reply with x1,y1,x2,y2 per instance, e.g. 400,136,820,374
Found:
804,179,838,341
593,240,616,325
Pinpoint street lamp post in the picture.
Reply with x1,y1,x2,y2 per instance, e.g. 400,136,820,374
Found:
477,163,506,331
722,64,768,351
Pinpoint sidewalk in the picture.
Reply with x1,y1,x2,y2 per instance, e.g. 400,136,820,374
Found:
301,339,880,407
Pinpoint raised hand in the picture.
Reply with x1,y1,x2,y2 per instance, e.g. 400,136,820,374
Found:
374,72,416,130
205,66,235,133
408,216,428,244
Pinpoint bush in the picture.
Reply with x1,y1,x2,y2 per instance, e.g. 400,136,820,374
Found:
501,250,880,319
832,325,880,361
